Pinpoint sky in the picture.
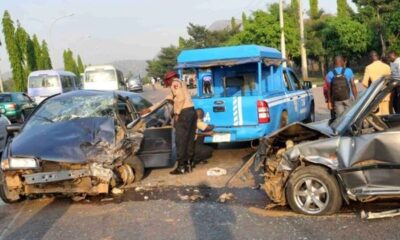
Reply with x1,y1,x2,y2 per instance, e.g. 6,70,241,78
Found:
0,0,357,73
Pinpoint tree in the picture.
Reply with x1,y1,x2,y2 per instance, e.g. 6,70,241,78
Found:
63,49,79,75
310,0,319,19
77,55,85,74
337,0,348,18
229,4,300,60
32,34,43,69
16,23,36,82
146,45,180,78
41,40,52,69
2,11,25,91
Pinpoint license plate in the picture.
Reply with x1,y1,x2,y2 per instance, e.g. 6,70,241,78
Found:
212,133,231,143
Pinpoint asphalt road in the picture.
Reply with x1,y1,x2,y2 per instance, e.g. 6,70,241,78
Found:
1,84,399,240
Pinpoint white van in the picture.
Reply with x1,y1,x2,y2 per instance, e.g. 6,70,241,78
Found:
83,65,126,91
28,70,79,104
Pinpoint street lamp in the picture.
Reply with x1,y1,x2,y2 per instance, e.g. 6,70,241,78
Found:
48,13,75,53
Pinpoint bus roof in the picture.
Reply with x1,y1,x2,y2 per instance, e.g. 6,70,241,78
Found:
84,65,118,71
177,45,282,68
28,70,76,77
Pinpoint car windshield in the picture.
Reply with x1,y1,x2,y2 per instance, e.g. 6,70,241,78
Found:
0,94,12,102
29,75,60,88
330,79,383,133
85,70,116,83
24,94,115,131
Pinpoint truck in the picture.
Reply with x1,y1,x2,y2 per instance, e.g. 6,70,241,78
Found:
176,45,314,143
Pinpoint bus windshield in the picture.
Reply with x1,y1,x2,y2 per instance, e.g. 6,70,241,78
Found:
29,75,60,88
85,69,116,83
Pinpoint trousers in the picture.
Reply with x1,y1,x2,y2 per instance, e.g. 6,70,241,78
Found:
175,107,197,166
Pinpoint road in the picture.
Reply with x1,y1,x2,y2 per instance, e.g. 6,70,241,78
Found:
0,84,399,240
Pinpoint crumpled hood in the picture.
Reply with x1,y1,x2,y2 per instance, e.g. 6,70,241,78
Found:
10,117,115,164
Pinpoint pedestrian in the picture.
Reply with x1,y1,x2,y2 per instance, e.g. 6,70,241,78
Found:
362,51,391,115
388,51,400,113
326,56,358,118
164,71,197,175
151,77,156,90
203,74,212,94
193,108,214,164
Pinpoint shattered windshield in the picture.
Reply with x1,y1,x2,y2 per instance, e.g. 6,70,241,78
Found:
24,94,115,131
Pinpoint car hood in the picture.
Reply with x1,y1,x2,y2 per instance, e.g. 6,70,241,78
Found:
10,117,116,164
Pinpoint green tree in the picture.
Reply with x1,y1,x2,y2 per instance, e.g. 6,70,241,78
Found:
16,23,37,81
229,4,300,59
337,0,348,18
32,34,43,69
77,55,85,73
41,40,52,69
310,0,319,19
291,0,299,18
63,49,79,75
2,11,25,91
146,45,180,78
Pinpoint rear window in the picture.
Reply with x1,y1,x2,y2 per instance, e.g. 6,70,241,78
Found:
129,95,152,111
0,94,12,102
29,75,60,88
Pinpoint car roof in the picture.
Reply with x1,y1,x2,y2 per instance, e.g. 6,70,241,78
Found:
177,45,282,68
28,70,76,77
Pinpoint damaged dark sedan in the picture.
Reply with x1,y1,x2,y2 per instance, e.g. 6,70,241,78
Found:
260,76,400,215
0,90,174,203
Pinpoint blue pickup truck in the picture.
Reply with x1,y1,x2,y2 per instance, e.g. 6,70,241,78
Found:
177,45,314,143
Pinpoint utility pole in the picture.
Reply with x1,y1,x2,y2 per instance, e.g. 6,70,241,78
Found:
279,0,287,67
299,0,308,80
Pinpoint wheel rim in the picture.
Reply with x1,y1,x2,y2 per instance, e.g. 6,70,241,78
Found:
293,177,329,214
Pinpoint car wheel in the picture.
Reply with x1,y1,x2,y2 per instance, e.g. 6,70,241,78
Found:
286,166,342,215
125,156,144,182
279,111,288,128
305,102,315,123
0,169,21,203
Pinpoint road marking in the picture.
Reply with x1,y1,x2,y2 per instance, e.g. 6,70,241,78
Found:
0,202,27,240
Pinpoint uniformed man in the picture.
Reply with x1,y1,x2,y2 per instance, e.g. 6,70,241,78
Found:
362,51,391,115
164,71,197,175
194,108,214,164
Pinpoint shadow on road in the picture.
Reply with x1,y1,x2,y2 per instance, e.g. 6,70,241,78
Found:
5,199,70,240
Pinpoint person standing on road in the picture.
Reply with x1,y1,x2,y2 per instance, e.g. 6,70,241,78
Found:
151,77,156,90
164,71,197,175
362,51,391,115
193,108,214,164
388,51,400,113
203,74,212,94
326,56,358,118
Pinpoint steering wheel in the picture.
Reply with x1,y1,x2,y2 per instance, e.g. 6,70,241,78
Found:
366,114,389,131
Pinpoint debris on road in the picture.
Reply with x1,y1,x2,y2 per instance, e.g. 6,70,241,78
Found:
144,196,149,200
111,187,124,195
207,167,227,177
218,192,234,203
361,209,400,220
178,193,204,202
71,195,86,202
100,197,114,202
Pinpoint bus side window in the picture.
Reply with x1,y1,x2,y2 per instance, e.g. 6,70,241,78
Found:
288,71,302,91
283,72,293,91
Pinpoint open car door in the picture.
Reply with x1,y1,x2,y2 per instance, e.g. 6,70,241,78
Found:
137,101,175,168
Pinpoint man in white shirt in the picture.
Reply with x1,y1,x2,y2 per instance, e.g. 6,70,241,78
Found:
388,51,400,113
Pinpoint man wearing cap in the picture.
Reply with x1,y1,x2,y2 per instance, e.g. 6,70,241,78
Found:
164,71,197,175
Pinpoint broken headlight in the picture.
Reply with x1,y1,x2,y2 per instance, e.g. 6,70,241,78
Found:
3,157,39,170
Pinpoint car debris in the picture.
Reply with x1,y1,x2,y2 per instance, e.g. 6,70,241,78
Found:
207,167,227,177
361,209,400,220
0,90,175,203
259,76,400,215
218,192,234,203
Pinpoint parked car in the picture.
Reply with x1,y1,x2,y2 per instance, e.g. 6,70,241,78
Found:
0,90,174,203
28,70,80,104
0,92,36,123
177,45,314,143
260,76,400,215
126,77,143,92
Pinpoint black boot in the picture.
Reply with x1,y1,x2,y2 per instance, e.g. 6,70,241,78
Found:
170,165,186,175
186,160,195,172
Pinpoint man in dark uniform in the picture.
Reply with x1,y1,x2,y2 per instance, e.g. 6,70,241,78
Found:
164,71,197,175
194,108,214,164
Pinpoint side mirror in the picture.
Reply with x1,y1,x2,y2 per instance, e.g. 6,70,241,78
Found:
303,81,312,90
6,124,22,134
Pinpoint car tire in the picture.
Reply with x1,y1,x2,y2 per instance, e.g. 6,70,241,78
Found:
286,165,342,215
305,102,315,123
279,111,288,128
0,169,21,203
125,155,144,182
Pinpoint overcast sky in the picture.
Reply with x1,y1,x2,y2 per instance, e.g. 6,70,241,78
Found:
0,0,356,72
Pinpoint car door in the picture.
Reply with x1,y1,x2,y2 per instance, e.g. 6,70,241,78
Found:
286,70,309,121
338,130,400,194
135,101,175,168
282,70,299,123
